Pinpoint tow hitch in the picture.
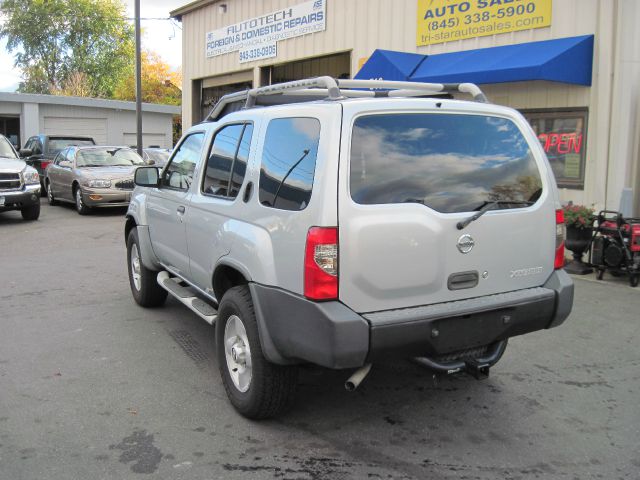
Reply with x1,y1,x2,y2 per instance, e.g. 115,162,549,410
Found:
464,357,491,380
413,340,507,380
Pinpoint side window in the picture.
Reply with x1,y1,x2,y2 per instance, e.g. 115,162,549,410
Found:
24,138,35,152
202,124,245,197
161,133,205,190
33,140,43,155
259,118,320,211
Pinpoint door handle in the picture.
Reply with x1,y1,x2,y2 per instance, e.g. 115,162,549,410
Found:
176,205,186,215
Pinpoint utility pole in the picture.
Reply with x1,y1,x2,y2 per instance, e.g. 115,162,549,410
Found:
135,0,142,156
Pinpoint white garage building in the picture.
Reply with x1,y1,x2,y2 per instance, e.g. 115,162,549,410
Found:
0,92,180,150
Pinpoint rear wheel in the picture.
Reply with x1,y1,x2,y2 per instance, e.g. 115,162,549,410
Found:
46,180,57,206
21,202,40,221
216,285,297,419
630,275,639,288
75,187,91,215
126,228,167,307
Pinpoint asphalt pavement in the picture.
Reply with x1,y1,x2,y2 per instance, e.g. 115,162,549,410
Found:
1,200,639,479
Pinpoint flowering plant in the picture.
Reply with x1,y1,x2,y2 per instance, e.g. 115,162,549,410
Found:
563,204,595,229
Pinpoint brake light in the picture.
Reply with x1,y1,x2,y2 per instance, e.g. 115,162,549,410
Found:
555,209,565,269
304,227,338,300
40,161,50,171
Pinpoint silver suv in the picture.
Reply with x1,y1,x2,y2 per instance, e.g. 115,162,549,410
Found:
125,77,573,419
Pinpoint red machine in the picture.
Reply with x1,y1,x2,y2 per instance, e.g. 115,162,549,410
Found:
590,210,640,287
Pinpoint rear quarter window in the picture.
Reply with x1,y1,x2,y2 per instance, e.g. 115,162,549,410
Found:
350,113,543,213
259,117,320,211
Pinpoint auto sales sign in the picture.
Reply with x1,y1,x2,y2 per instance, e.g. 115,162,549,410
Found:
417,0,552,46
206,0,326,60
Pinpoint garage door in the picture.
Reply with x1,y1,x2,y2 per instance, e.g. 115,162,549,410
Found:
43,117,107,144
123,133,169,149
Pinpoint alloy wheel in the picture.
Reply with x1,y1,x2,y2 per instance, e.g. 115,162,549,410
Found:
224,314,252,393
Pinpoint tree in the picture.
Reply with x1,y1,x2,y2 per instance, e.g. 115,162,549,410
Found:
0,0,134,97
113,50,183,143
113,50,182,106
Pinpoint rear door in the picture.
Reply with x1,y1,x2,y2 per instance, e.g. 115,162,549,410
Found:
338,100,557,313
186,122,254,289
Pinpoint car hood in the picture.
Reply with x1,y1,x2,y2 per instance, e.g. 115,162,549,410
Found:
0,156,26,173
75,166,138,179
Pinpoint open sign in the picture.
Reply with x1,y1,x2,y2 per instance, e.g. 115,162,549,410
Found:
538,132,583,155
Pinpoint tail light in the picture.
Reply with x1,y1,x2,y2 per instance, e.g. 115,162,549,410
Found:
554,209,565,269
40,161,50,171
304,227,338,300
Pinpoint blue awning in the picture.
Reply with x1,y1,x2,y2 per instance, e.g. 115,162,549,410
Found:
355,49,426,82
356,35,594,86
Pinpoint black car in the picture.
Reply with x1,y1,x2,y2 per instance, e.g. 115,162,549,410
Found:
20,135,96,195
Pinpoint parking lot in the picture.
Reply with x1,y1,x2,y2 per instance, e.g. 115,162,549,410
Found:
1,199,638,479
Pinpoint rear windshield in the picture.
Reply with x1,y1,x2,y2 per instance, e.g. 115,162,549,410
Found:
350,113,543,213
48,138,95,153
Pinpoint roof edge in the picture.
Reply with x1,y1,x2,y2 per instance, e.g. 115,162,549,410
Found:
170,0,217,20
0,92,180,115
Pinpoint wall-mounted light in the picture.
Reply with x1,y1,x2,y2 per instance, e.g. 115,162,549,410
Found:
218,3,227,14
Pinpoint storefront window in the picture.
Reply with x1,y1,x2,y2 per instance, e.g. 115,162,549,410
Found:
522,109,588,189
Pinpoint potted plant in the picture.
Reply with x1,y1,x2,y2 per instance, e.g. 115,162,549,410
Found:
563,203,595,274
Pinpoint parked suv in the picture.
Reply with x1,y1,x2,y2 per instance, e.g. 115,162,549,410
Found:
125,77,574,419
0,134,41,220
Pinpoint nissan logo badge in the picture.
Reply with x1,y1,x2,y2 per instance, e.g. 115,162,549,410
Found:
457,234,475,254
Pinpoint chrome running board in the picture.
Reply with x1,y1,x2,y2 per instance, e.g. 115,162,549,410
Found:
157,271,217,325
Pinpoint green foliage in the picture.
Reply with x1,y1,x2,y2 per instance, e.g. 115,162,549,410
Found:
563,204,595,229
0,0,134,98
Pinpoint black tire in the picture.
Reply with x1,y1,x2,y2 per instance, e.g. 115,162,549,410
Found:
596,269,605,280
46,180,58,206
126,228,167,307
630,275,639,288
216,285,297,419
74,186,91,215
21,202,40,221
40,180,47,197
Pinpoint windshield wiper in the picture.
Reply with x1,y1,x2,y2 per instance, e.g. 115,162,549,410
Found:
456,200,533,230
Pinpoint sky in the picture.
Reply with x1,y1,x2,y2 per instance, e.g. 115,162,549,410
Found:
0,0,186,92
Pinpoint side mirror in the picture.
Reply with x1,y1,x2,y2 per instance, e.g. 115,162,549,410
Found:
135,166,159,187
19,148,33,158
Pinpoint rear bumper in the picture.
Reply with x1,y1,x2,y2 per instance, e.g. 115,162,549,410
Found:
0,184,41,211
251,270,573,369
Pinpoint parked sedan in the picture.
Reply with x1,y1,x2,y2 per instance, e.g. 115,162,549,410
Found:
45,146,144,215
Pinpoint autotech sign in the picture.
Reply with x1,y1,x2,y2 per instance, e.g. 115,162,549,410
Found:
206,0,326,59
417,0,552,46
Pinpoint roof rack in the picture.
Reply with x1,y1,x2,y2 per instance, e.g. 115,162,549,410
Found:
206,76,488,122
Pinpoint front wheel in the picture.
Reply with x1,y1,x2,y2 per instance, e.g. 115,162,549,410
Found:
216,285,297,419
46,181,58,206
21,202,40,221
75,187,91,215
126,228,167,307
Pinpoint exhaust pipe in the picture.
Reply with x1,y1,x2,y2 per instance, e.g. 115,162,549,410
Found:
345,363,372,391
